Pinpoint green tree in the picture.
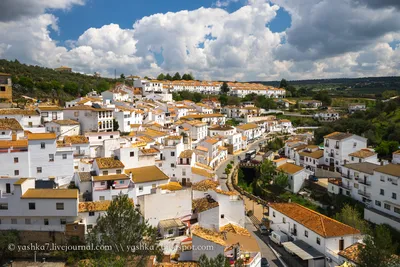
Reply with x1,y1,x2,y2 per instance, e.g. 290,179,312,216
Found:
173,72,181,80
220,82,230,94
279,78,288,88
274,171,288,188
334,204,371,234
258,160,276,186
64,81,79,96
358,225,399,267
193,92,202,103
157,73,165,80
375,141,400,157
382,90,398,99
96,80,110,92
165,73,173,81
18,76,34,89
120,73,125,79
0,230,19,263
113,119,119,132
198,254,230,267
87,195,162,266
219,94,228,106
313,90,332,106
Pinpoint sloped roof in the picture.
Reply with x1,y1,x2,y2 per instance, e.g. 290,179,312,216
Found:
375,164,400,177
343,162,380,175
269,203,360,238
348,149,376,159
192,197,219,213
0,118,23,131
323,132,353,140
51,119,80,125
299,150,324,159
277,163,304,175
79,200,111,212
27,133,56,140
192,179,219,191
64,135,89,144
236,123,258,131
125,166,169,183
95,157,125,169
191,167,214,178
21,189,78,199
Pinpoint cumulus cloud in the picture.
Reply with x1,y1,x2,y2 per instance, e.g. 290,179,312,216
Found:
214,0,240,8
0,0,400,80
0,0,85,22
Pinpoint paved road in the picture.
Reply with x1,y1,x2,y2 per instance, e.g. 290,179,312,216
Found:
245,217,284,267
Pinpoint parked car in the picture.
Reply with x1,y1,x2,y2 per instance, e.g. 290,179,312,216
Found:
260,225,268,235
270,230,289,246
309,175,319,182
261,258,270,267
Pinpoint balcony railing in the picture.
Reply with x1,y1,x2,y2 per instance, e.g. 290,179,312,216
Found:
358,190,371,198
342,174,353,180
340,183,352,190
358,180,371,186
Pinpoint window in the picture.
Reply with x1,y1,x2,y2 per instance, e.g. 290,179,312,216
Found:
87,224,93,230
375,200,381,207
0,86,5,91
273,211,276,217
316,237,321,245
49,154,54,162
282,217,286,223
29,203,36,210
171,152,175,157
14,170,19,176
44,219,49,225
116,169,122,174
60,219,66,225
62,154,67,159
380,175,385,182
100,181,105,186
139,186,143,192
14,157,18,163
110,135,113,139
393,193,397,200
99,196,105,201
221,214,225,219
42,112,48,117
354,183,359,189
37,167,42,173
182,170,186,176
395,207,400,214
6,183,10,193
353,142,357,148
89,212,95,217
98,136,102,140
103,171,109,175
41,142,46,149
25,218,31,224
11,218,17,224
384,203,391,210
52,112,57,120
304,230,308,237
130,151,134,157
0,203,8,210
168,229,174,235
119,181,124,184
56,203,64,210
171,163,175,168
380,189,385,196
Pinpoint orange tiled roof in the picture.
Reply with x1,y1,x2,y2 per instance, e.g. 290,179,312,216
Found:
64,135,89,144
348,149,376,159
95,157,125,169
79,200,111,212
277,163,304,174
0,118,23,131
0,140,28,148
27,133,56,140
269,203,360,238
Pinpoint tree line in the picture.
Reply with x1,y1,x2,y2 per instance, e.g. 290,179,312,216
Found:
157,72,194,81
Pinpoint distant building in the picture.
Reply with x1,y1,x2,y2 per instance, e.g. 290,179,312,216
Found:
0,73,12,102
55,66,72,73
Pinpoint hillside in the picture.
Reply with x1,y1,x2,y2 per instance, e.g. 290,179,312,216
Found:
0,59,118,104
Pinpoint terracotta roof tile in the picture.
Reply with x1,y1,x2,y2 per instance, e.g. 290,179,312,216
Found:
192,179,219,191
277,163,304,175
191,167,214,178
0,118,23,131
95,157,125,169
125,166,169,183
348,149,376,159
192,197,219,213
21,189,78,199
27,133,56,140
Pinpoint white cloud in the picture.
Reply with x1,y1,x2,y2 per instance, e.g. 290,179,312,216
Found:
215,0,240,8
0,0,400,80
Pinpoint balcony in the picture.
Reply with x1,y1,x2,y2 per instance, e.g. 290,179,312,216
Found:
359,180,371,186
329,153,334,157
358,190,371,198
340,183,352,190
342,174,353,180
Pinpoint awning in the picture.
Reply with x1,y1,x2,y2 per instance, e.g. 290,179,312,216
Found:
282,240,325,261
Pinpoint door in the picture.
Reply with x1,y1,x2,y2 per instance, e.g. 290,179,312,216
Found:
6,183,11,193
339,239,344,251
182,178,186,186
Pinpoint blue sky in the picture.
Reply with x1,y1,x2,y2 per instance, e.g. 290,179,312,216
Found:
51,0,291,44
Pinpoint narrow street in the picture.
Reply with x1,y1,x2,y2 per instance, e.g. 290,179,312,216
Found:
215,137,286,267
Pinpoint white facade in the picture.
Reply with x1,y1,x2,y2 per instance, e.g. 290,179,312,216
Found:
64,106,114,133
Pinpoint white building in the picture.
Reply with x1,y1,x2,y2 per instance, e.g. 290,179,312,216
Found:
181,114,226,126
314,111,340,122
0,109,41,128
298,146,324,172
113,107,143,133
323,132,368,172
36,106,64,123
64,105,114,133
45,119,80,138
347,149,379,164
269,203,361,267
277,161,308,193
236,123,262,142
348,103,366,114
180,120,208,143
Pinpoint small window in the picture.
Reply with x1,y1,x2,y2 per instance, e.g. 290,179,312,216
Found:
353,142,357,148
11,218,17,224
14,157,18,163
316,237,321,245
392,193,397,200
25,218,31,225
62,154,67,159
44,219,49,225
168,229,174,235
49,154,54,162
384,203,391,210
29,203,36,210
14,170,19,176
99,196,105,201
119,181,124,184
41,142,46,149
103,171,108,175
380,175,385,182
0,203,8,210
100,181,106,186
380,189,384,196
171,152,175,157
139,186,143,192
37,167,42,173
56,203,64,210
110,135,113,139
375,200,381,207
98,136,102,139
395,207,400,214
116,169,122,174
130,151,134,157
305,230,308,237
89,212,95,217
282,217,286,223
171,163,175,168
221,214,225,219
60,219,66,225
